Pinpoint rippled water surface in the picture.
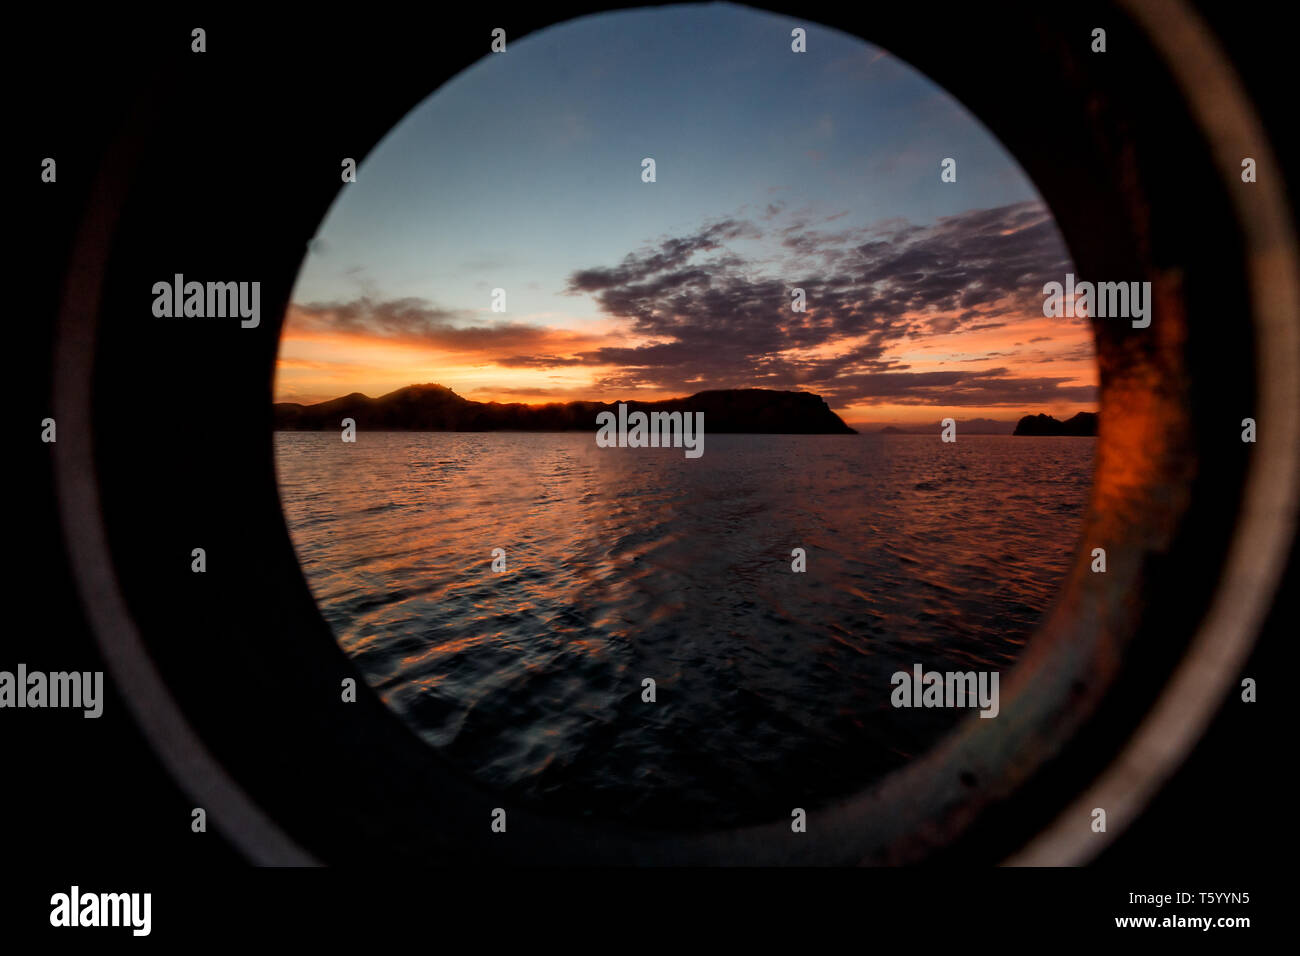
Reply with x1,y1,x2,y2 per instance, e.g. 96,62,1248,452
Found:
276,432,1094,827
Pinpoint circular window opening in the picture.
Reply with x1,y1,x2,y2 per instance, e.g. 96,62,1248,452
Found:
272,3,1097,829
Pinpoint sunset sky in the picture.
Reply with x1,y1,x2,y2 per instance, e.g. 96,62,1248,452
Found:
275,3,1096,426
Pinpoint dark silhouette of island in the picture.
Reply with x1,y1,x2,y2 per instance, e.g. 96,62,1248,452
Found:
1013,412,1099,436
273,384,857,434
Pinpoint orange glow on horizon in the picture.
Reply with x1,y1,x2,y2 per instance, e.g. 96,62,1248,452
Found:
274,304,1098,425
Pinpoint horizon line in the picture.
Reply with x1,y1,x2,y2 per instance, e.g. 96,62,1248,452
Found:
273,382,1099,422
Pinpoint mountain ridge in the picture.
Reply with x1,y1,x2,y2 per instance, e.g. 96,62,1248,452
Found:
1012,412,1099,436
273,384,858,434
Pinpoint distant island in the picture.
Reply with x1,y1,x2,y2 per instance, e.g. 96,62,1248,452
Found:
872,418,1016,435
273,384,857,434
1012,412,1098,436
868,413,1099,435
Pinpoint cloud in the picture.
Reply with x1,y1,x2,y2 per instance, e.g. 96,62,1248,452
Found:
287,296,602,356
566,219,760,294
820,368,1097,406
496,354,588,368
556,201,1085,405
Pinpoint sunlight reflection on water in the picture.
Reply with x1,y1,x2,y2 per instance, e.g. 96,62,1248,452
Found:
276,431,1093,827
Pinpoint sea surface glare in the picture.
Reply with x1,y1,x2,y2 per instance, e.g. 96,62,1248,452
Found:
275,432,1095,827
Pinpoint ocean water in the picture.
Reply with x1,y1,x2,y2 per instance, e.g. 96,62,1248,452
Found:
275,432,1095,828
